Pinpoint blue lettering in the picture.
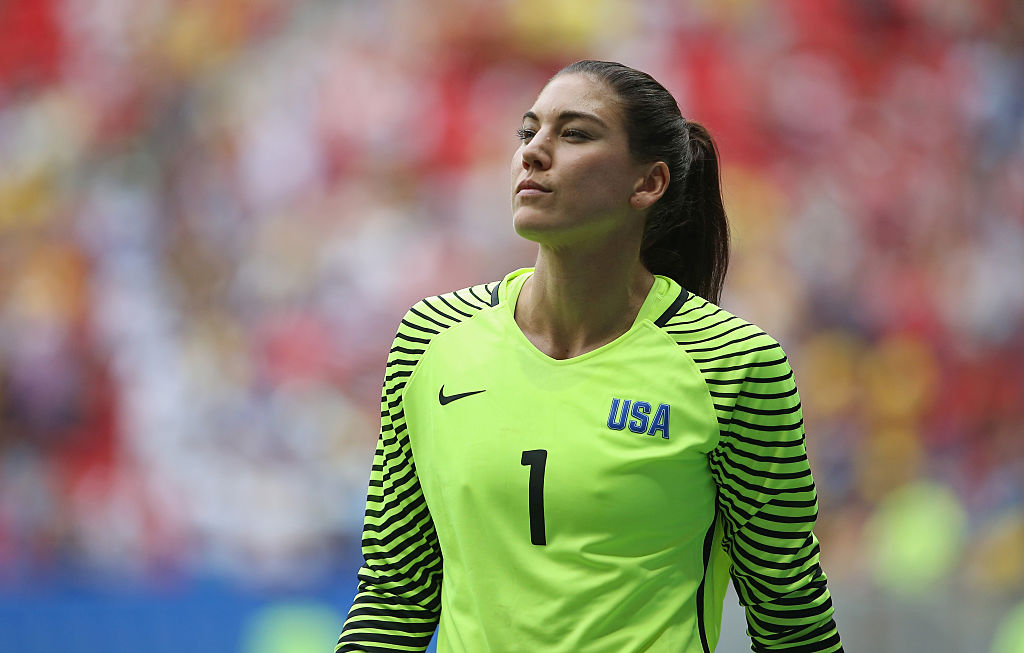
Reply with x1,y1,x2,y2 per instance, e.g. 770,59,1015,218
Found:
628,401,651,434
648,403,671,439
607,398,630,430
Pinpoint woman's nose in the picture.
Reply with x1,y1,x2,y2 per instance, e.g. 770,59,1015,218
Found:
521,136,551,170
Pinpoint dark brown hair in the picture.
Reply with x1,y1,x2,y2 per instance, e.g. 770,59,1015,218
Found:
556,60,730,304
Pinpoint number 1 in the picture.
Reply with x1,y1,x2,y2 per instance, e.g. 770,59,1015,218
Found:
520,449,547,545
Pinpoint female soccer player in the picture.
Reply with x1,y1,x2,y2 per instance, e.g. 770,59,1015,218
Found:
337,60,843,653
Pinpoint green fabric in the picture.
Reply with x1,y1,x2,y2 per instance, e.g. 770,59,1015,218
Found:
338,269,842,653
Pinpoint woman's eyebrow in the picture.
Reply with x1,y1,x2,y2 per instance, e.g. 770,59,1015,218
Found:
521,110,608,129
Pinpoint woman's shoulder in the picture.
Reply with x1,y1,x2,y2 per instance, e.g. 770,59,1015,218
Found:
656,292,789,368
392,278,504,343
410,280,502,316
400,268,531,326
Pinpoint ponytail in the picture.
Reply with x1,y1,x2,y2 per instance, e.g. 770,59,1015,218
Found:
640,121,730,304
555,61,731,304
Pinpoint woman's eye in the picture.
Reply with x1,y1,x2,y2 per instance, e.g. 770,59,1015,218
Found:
516,127,589,142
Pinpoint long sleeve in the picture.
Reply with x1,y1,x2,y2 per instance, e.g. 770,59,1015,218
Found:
336,322,443,652
709,343,843,652
336,284,496,652
656,291,845,651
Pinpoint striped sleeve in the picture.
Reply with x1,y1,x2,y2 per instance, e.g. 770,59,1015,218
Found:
337,284,495,652
665,298,843,653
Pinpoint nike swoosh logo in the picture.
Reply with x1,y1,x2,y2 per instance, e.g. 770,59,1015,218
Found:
438,385,486,406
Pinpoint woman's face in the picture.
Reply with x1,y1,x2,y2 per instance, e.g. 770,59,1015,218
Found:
511,73,647,248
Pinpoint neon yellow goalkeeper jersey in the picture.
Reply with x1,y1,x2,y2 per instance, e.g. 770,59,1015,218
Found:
337,269,843,653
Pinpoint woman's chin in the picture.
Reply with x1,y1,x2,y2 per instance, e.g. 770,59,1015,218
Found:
513,209,621,250
512,209,572,243
512,213,550,242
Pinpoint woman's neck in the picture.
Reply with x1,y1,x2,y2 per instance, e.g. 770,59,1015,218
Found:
514,244,654,360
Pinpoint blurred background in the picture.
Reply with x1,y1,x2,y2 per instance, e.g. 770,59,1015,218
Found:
1,0,1022,651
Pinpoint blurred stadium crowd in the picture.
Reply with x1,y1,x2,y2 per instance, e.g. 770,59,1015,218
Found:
1,0,1022,649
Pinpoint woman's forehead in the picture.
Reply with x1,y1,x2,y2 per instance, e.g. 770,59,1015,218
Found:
529,73,622,122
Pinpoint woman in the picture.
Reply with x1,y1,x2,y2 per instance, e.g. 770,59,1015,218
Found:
337,60,843,653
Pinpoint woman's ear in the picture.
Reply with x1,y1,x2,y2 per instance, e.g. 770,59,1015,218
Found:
631,161,670,210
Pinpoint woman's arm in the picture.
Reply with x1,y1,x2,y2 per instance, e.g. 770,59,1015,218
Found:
336,325,443,653
711,345,843,653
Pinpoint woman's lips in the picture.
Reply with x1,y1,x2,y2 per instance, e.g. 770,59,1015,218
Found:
516,179,552,195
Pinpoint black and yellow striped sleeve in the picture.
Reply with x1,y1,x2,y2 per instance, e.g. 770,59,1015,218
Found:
667,297,843,653
337,283,496,652
712,345,841,652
